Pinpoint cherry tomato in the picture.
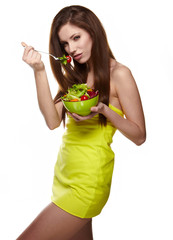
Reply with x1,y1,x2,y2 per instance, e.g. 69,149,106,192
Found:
81,95,89,101
66,56,72,63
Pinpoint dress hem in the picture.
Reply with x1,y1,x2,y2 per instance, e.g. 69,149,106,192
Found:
51,198,101,219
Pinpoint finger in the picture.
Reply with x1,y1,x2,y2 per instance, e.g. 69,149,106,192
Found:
72,113,81,119
21,42,28,48
21,42,34,55
27,49,35,59
67,112,79,121
90,106,97,112
71,113,80,120
24,46,34,58
32,50,39,59
36,52,41,61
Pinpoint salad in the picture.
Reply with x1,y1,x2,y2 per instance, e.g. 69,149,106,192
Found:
59,54,72,65
61,83,99,102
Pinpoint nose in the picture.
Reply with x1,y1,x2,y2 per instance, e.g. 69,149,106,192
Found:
68,42,77,55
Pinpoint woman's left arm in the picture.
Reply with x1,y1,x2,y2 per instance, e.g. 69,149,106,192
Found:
92,66,146,145
68,66,146,145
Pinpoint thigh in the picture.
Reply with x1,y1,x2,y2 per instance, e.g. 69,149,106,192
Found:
70,219,93,240
17,202,91,240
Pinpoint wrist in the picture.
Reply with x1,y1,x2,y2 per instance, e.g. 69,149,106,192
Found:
101,103,109,116
33,62,45,73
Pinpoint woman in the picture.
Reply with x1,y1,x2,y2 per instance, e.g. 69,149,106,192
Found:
18,5,146,240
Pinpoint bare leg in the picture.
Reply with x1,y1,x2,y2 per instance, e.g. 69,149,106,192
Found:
16,202,91,240
70,219,93,240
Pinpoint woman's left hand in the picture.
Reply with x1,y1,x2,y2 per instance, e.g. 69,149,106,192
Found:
67,102,105,122
90,102,105,114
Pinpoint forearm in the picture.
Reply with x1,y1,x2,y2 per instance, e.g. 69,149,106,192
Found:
103,105,146,145
34,68,60,129
21,42,60,129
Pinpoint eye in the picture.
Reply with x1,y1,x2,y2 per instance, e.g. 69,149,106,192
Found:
74,35,80,40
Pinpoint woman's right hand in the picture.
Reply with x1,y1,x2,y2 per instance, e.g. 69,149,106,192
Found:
21,42,45,72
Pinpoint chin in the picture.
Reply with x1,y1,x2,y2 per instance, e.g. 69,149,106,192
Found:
79,60,87,64
75,59,86,64
77,56,91,64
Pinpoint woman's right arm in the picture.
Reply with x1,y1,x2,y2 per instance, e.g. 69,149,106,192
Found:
21,42,63,130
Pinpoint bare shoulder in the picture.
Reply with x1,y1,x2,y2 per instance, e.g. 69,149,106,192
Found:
110,59,133,85
108,60,131,110
110,59,138,98
110,59,145,129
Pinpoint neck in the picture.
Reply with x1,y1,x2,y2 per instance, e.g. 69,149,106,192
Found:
86,67,95,89
87,58,94,73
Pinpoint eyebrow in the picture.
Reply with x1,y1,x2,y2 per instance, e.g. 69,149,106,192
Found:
60,32,80,44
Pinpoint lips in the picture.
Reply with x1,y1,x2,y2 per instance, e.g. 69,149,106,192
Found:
73,53,82,60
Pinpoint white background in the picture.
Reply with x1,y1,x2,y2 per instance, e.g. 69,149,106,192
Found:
0,0,173,239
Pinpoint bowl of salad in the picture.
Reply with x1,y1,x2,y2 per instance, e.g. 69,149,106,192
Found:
61,83,99,116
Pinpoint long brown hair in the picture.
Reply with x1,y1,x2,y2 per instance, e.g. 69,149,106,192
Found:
49,5,115,128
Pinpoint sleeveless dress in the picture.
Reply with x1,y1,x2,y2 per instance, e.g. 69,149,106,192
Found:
51,104,124,218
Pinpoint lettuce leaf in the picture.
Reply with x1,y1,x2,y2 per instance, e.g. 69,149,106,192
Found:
61,83,90,101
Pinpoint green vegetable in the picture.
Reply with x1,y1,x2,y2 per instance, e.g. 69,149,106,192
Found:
61,83,91,101
59,54,69,65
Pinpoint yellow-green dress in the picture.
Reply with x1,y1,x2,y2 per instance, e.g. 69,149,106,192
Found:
51,104,124,218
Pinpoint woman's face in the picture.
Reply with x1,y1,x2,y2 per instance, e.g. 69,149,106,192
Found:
58,23,93,64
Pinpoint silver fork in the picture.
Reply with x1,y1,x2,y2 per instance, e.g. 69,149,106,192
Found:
35,50,61,60
22,45,61,60
22,44,69,62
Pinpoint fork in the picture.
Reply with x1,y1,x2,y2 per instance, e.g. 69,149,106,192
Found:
22,44,61,61
22,43,71,64
35,50,61,61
